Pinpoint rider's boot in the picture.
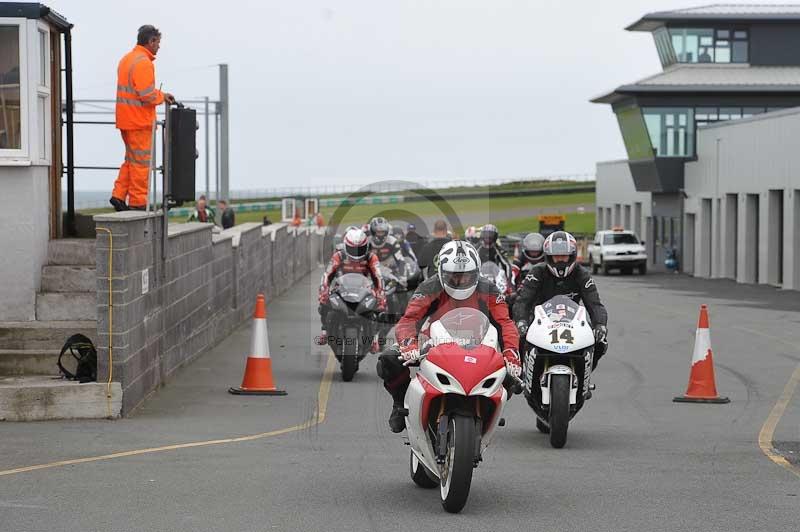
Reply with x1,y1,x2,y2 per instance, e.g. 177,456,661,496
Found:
388,389,407,433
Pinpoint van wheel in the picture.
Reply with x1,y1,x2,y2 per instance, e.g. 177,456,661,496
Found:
602,260,611,275
590,256,598,275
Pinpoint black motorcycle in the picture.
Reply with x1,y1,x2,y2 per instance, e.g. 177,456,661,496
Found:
325,273,380,381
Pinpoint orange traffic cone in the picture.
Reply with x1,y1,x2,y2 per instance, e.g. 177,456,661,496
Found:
673,305,729,404
229,294,287,396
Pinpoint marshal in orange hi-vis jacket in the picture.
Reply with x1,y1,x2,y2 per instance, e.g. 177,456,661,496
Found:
110,25,174,210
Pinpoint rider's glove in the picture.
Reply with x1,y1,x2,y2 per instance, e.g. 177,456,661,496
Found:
502,349,522,379
515,320,529,336
594,324,608,345
318,290,329,305
399,341,421,364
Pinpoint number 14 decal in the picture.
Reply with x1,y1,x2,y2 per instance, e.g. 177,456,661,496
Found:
549,328,574,344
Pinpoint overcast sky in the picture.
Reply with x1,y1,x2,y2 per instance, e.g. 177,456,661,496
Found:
49,0,678,191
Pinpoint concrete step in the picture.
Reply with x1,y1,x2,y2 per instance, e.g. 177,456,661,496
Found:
41,265,96,293
47,238,96,266
0,376,121,421
36,293,96,321
0,320,96,350
0,349,63,376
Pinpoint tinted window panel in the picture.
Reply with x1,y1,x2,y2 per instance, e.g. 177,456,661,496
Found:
0,26,21,150
732,40,748,62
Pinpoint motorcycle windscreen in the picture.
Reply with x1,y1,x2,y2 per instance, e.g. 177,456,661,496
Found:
403,257,420,277
333,273,373,303
540,295,583,324
429,308,491,350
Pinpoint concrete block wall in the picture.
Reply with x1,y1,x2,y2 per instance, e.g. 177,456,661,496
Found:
94,212,323,415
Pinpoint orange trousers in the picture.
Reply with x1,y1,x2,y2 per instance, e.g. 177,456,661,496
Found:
112,128,153,208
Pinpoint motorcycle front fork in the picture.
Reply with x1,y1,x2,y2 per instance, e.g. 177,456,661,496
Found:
433,397,483,467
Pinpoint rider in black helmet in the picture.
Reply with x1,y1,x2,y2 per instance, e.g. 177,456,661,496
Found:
477,224,513,283
512,231,608,368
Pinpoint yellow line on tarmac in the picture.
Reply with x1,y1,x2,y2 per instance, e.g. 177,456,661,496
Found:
604,291,800,479
0,352,337,478
757,362,800,479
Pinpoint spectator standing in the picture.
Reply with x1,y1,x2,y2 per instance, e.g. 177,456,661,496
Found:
417,220,451,278
218,200,235,229
404,223,426,258
188,195,216,224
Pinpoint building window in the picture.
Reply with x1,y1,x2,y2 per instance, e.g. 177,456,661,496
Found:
670,28,748,64
642,107,694,157
0,25,22,150
653,27,677,67
732,30,748,63
696,106,771,127
36,25,50,162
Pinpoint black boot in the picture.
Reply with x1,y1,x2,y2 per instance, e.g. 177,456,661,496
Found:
388,397,406,433
109,197,129,212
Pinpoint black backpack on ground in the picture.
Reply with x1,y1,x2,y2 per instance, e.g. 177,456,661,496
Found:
57,334,97,383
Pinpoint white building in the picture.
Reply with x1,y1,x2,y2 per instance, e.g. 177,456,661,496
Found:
594,5,800,287
683,108,800,289
0,4,71,320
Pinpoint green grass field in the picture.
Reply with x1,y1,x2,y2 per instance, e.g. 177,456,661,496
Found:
230,191,594,228
318,191,594,226
495,211,595,236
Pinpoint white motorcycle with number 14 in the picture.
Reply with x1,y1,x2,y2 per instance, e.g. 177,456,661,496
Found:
523,295,596,448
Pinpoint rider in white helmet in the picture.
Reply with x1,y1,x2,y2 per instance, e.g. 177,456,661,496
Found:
376,240,521,432
511,232,546,290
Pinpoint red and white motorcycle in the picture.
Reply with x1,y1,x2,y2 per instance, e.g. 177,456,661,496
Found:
401,307,519,513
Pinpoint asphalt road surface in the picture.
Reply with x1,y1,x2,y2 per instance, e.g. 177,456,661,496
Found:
1,269,799,531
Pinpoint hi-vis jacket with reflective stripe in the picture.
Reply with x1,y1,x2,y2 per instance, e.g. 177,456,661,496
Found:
115,45,164,130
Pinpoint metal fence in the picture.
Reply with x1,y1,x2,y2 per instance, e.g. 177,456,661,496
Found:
70,173,595,210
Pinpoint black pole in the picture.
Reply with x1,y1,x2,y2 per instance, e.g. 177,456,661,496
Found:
64,28,75,236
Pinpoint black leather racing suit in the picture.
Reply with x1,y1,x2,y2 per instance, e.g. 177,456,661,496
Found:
512,262,608,363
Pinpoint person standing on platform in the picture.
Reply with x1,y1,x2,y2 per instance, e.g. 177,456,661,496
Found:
110,25,175,211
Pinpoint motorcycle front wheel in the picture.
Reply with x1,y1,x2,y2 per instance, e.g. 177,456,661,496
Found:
341,329,358,382
440,414,476,513
548,374,570,448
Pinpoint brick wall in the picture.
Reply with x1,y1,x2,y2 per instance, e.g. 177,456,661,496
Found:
93,211,323,415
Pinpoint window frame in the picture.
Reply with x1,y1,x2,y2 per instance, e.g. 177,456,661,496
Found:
668,26,749,64
641,107,695,158
0,18,29,160
34,21,51,164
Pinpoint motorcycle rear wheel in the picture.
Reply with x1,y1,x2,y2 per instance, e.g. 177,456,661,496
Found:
440,414,476,513
549,374,570,448
410,452,437,489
